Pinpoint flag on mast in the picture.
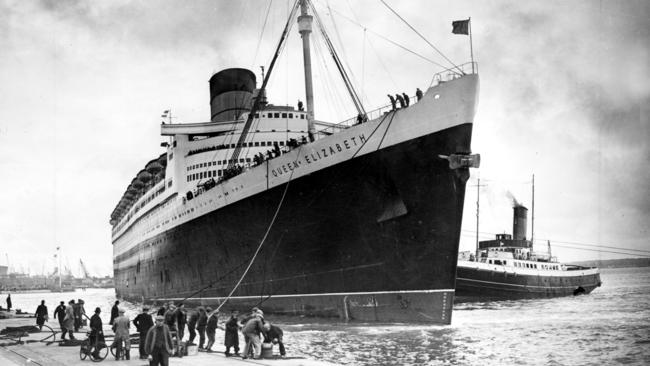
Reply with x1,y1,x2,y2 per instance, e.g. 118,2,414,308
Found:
452,19,470,35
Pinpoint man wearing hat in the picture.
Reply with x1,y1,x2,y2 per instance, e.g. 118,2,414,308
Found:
63,300,76,340
89,307,104,359
196,307,208,350
145,315,174,366
53,301,67,339
112,308,131,360
205,308,219,352
133,306,154,359
241,309,264,359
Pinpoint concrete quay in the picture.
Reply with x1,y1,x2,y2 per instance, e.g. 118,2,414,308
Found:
0,316,337,366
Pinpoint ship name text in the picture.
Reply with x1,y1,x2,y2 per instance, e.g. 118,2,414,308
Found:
271,134,366,178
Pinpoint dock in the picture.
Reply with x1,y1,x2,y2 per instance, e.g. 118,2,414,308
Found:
0,315,337,366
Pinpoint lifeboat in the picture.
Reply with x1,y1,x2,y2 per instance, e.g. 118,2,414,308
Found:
137,170,153,183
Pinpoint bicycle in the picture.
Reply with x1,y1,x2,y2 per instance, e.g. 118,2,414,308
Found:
109,336,132,360
79,331,108,362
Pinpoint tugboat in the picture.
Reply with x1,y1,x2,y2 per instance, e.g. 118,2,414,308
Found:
456,203,602,301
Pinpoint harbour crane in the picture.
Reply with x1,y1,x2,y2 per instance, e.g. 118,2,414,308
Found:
79,259,91,279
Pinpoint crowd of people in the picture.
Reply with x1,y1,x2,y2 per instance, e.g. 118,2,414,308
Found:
143,302,285,361
19,295,286,365
387,88,424,111
27,298,89,340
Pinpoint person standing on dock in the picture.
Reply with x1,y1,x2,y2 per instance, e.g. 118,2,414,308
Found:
205,310,219,352
241,309,265,360
35,300,48,330
53,301,67,339
89,307,103,359
224,310,240,357
196,306,208,350
416,87,423,101
63,299,76,340
175,303,187,343
112,308,131,360
133,306,154,360
74,299,85,331
145,315,174,366
109,300,119,325
5,294,11,311
186,307,198,345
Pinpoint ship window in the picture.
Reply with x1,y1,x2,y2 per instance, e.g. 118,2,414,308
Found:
279,141,284,146
261,142,266,146
239,158,245,163
289,113,293,118
218,170,222,176
274,113,280,118
168,180,173,187
301,114,304,119
213,170,217,176
246,158,251,162
255,113,259,118
268,114,273,118
282,113,287,118
255,142,260,147
267,141,272,145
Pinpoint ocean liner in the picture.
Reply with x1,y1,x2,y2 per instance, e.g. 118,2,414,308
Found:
110,0,480,323
456,205,602,301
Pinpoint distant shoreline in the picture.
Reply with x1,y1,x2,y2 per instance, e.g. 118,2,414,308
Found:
569,258,650,269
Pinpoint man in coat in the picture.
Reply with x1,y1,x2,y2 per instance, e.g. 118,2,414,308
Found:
174,303,186,342
186,307,198,345
63,299,76,340
196,307,207,350
112,308,131,360
263,321,286,357
53,301,67,339
35,300,48,330
241,309,264,359
74,299,86,331
145,315,174,366
89,307,103,359
224,310,240,357
205,310,219,352
109,300,119,325
133,306,154,359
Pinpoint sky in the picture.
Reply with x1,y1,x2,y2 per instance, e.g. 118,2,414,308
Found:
0,0,648,277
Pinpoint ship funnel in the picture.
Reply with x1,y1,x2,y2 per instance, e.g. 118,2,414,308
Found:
209,68,256,123
513,205,528,240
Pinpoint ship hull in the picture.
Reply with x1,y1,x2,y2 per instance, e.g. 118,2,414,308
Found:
455,262,602,302
115,123,473,324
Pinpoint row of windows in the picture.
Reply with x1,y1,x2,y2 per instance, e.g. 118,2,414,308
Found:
187,141,285,171
254,112,305,119
488,258,561,271
187,169,228,181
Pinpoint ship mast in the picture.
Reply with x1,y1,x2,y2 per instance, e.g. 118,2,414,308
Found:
531,174,535,250
298,0,316,142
